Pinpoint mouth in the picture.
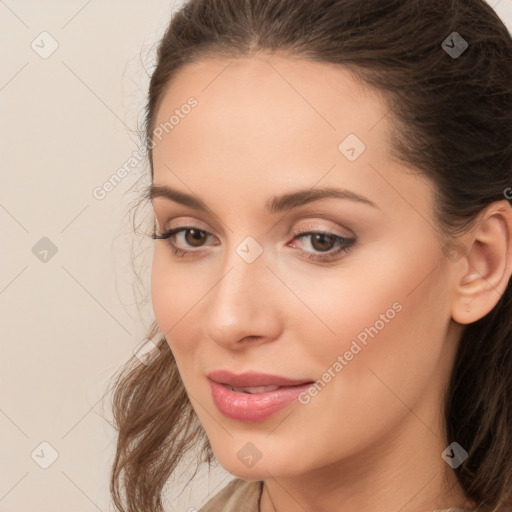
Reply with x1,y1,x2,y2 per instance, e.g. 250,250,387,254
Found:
206,371,315,422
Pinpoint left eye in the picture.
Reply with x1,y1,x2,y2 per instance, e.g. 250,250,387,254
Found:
152,227,356,262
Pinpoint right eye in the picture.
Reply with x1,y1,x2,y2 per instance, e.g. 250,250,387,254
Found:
152,226,217,257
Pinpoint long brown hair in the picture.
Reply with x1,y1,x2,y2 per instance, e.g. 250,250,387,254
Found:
109,1,512,510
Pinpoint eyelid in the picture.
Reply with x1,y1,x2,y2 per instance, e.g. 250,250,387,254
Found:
289,220,354,239
157,216,213,235
156,217,352,241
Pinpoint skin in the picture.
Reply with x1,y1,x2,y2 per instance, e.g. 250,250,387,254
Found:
149,53,512,512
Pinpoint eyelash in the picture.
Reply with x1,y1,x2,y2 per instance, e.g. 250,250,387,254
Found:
152,225,356,262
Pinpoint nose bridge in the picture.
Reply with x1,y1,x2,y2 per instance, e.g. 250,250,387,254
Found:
217,231,270,298
203,237,279,347
212,240,267,317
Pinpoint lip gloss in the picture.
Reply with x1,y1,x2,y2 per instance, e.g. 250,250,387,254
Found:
208,379,313,422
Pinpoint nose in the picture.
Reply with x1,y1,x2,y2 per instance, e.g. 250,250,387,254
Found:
203,249,281,350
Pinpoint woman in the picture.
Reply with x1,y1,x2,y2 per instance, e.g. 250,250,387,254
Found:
109,1,512,511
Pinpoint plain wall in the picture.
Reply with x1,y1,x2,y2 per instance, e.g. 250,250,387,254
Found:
1,1,511,511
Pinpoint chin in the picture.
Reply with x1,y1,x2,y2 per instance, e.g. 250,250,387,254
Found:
212,446,304,481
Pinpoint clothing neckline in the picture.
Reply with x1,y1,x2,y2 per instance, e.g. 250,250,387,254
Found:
255,480,476,512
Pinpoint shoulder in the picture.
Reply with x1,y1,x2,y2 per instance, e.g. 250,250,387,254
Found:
198,478,263,512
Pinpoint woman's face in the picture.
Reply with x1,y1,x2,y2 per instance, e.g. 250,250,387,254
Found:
150,54,463,482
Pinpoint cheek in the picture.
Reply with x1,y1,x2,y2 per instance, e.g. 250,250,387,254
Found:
289,237,446,378
150,249,206,364
293,250,448,425
264,265,449,469
150,251,169,328
299,239,446,365
151,251,184,350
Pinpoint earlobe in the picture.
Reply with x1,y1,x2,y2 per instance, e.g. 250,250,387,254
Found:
450,200,512,325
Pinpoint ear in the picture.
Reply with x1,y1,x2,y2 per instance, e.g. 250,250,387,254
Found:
450,200,512,325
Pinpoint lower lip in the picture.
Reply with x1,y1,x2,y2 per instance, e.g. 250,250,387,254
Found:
208,379,313,422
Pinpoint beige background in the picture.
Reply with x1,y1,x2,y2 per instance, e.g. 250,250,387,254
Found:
1,1,511,511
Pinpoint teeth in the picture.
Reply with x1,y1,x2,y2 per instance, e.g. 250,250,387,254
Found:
226,385,280,394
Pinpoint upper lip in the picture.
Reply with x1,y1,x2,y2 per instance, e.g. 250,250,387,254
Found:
207,370,314,387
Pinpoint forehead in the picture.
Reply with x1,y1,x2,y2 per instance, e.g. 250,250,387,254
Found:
150,53,434,221
153,53,390,144
153,54,392,166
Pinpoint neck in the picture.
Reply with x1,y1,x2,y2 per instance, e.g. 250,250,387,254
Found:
259,410,475,512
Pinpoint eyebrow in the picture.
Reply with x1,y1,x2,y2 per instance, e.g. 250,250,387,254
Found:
147,184,378,214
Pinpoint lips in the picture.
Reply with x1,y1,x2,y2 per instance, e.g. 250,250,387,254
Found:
207,370,315,422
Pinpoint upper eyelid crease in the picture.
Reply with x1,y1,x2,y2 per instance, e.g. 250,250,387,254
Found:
147,184,379,214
